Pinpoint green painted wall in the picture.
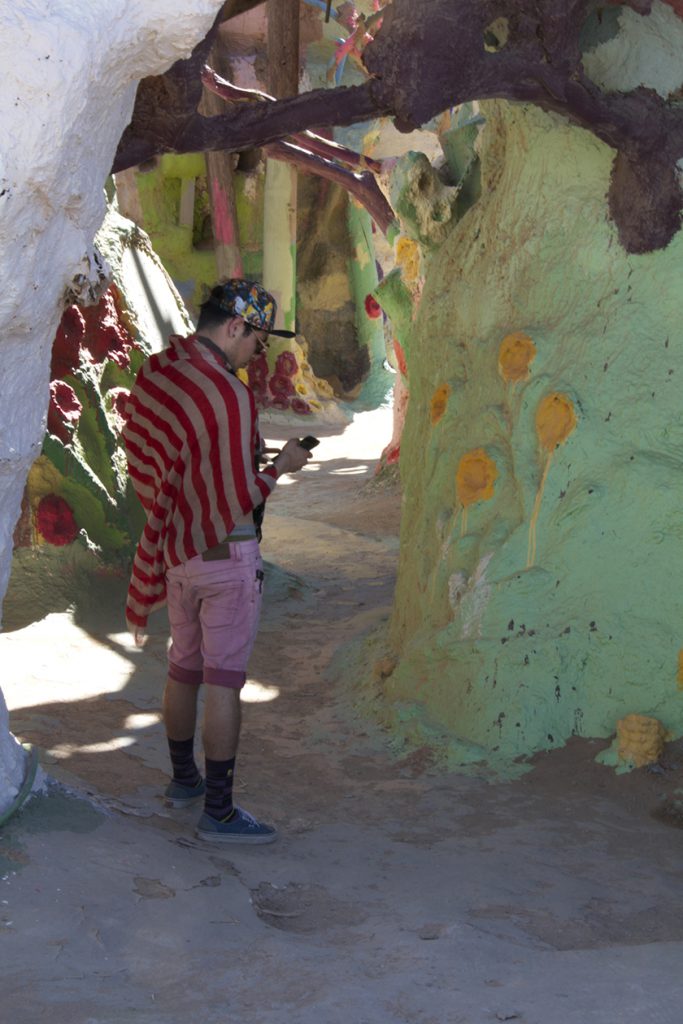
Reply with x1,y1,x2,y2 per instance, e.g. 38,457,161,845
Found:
134,154,217,314
372,98,683,773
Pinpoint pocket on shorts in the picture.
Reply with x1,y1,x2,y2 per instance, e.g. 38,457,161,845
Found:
200,579,245,631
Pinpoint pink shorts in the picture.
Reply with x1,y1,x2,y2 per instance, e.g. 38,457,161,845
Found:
165,540,263,688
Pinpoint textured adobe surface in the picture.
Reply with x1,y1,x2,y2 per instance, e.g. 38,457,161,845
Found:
384,100,683,769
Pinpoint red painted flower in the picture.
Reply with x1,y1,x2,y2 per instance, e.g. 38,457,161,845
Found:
291,398,312,416
106,387,131,428
51,306,86,379
269,373,296,399
269,397,290,411
364,294,382,319
250,386,270,409
248,353,269,387
47,380,83,445
81,289,133,367
36,494,79,546
275,351,298,377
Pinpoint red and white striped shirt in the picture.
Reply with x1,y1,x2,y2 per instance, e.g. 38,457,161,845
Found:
123,334,277,630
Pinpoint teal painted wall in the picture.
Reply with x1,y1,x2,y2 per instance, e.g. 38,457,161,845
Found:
374,99,683,772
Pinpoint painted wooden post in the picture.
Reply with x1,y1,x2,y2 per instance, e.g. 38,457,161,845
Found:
114,168,145,226
200,41,244,280
263,0,299,332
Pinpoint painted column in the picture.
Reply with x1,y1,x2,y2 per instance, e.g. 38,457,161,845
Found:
114,168,145,226
263,162,297,330
201,41,244,280
263,0,299,331
347,199,391,406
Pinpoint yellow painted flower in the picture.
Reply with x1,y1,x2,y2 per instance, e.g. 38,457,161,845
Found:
396,236,421,289
456,449,498,508
27,456,63,511
430,383,451,425
498,331,536,382
536,393,576,451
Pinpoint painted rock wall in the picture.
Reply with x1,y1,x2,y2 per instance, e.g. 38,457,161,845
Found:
382,94,683,770
0,0,220,814
6,205,192,632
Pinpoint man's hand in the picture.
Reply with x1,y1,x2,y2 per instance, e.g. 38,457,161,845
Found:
273,437,313,476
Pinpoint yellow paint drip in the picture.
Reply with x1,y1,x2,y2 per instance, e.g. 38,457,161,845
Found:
678,650,683,689
616,714,668,768
430,384,451,425
527,393,577,567
498,331,536,383
536,392,577,452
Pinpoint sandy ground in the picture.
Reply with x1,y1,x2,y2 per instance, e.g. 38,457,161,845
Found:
2,406,683,1024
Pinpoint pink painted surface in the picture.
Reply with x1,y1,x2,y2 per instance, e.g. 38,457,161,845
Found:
210,176,244,275
211,177,235,244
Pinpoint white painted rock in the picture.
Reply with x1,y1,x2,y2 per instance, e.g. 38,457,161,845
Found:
0,0,218,806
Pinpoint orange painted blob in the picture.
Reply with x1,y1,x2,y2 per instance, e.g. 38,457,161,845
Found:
430,383,451,425
498,331,536,382
536,393,577,451
456,448,498,508
393,338,408,378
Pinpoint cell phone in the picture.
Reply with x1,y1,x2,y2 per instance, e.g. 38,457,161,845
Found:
299,435,320,451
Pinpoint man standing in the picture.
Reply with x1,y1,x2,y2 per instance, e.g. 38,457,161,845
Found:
123,280,311,844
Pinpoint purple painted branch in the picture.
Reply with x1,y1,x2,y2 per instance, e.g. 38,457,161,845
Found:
200,67,384,173
265,139,395,233
113,80,388,173
113,0,683,252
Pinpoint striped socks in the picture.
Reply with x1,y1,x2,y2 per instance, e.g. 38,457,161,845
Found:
204,757,236,822
168,736,202,788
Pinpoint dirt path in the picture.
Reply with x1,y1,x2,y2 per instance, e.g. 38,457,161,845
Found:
2,408,683,1024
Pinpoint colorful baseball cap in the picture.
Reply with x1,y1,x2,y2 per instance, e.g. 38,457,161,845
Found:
207,279,295,338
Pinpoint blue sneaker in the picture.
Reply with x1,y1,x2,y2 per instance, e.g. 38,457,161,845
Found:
164,777,206,808
196,807,278,844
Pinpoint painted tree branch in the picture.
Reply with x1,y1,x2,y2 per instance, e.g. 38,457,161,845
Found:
200,68,383,173
266,139,394,232
198,66,395,232
362,0,683,252
113,0,683,253
112,77,387,172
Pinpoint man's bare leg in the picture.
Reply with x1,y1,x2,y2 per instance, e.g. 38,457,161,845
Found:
202,685,241,760
163,676,200,740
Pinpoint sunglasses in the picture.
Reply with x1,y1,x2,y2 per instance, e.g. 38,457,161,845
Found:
243,320,270,352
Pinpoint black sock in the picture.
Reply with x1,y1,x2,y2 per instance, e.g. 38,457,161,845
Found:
168,736,201,788
204,757,236,821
